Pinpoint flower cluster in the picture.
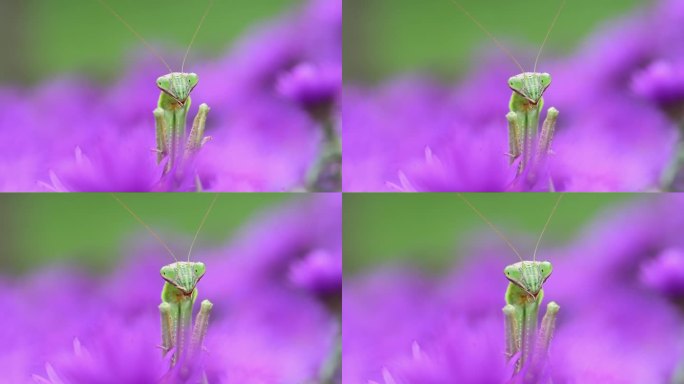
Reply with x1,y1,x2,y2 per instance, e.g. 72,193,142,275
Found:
343,195,684,383
344,0,684,192
2,194,342,383
0,0,341,192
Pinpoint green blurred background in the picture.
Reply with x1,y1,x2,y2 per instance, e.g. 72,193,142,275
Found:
0,193,295,274
0,0,299,84
344,193,648,274
344,0,647,83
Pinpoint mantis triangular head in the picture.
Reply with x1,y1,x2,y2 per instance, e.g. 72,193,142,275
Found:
157,72,199,106
508,72,551,105
161,261,206,295
504,260,552,298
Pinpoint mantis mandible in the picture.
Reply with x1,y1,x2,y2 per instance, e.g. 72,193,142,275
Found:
112,194,217,375
450,1,565,186
457,194,562,378
97,1,213,181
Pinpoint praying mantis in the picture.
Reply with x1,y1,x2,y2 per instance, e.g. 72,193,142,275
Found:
457,194,562,379
450,1,565,187
112,194,217,378
97,1,213,183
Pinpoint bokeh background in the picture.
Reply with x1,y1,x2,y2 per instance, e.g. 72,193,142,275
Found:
344,0,646,83
344,193,645,273
0,0,301,84
0,193,295,273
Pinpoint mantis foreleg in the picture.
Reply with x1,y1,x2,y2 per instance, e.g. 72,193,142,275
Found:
190,300,213,358
508,92,559,185
504,283,559,378
160,282,212,369
154,91,211,182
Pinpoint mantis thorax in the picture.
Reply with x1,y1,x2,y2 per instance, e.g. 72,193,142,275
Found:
504,260,552,298
156,72,199,106
161,261,206,295
508,72,551,105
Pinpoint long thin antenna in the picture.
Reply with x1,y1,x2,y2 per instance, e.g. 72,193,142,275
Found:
96,0,173,73
181,0,214,73
187,194,218,261
533,0,566,73
448,0,526,74
532,193,563,261
111,194,179,262
456,194,523,262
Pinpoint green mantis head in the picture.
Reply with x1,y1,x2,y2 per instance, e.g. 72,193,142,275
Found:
504,261,552,298
508,72,551,105
156,72,199,106
161,261,206,295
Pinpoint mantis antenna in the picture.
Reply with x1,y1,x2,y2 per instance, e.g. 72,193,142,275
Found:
532,193,563,261
181,0,214,73
448,0,526,74
111,194,179,262
186,193,219,261
96,0,173,73
533,0,566,73
456,194,524,262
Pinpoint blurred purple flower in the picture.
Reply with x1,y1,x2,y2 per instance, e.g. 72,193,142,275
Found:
290,249,342,298
641,248,684,297
277,63,342,116
632,60,684,109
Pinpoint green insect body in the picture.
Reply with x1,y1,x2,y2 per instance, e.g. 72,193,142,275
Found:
450,0,565,188
112,193,218,380
457,193,562,379
97,0,213,187
506,73,559,180
159,261,212,368
153,73,211,176
503,260,558,375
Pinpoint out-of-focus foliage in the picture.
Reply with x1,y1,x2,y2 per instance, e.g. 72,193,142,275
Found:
1,0,300,83
343,193,638,273
344,0,643,82
0,193,293,273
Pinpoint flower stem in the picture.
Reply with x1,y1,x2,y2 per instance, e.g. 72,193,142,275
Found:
305,117,342,192
318,315,342,384
661,132,684,191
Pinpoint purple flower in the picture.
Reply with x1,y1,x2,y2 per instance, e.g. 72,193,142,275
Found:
641,248,684,297
33,321,171,384
370,318,512,384
290,249,342,298
43,129,164,192
632,60,684,109
277,63,342,116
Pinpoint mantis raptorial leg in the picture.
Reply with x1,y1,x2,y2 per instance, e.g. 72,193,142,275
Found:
97,1,213,184
457,194,562,378
112,194,218,376
450,1,565,187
